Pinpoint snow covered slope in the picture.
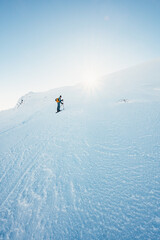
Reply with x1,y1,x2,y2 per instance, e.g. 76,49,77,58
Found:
0,60,160,240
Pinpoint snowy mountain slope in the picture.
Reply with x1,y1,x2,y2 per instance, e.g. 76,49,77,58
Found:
0,60,160,240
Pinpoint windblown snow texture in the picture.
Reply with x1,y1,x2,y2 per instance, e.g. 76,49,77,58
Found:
0,60,160,240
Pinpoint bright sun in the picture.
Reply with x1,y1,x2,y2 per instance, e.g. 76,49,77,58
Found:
82,72,98,95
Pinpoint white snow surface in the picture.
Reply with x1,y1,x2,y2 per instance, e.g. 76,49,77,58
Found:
0,60,160,240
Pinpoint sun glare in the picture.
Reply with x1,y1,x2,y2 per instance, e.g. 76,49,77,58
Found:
82,72,99,95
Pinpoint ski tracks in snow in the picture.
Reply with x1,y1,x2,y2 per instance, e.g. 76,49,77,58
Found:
0,106,160,239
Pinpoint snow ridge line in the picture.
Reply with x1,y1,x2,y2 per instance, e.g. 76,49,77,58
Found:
0,125,18,135
0,111,41,136
0,122,27,136
0,149,42,209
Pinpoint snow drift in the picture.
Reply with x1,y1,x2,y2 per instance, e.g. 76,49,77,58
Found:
0,59,160,240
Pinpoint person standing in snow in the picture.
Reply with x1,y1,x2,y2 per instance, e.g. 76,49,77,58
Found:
55,95,63,112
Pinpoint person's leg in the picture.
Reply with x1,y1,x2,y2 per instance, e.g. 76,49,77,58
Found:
58,102,60,111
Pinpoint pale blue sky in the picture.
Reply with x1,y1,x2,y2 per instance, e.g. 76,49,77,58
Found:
0,0,160,110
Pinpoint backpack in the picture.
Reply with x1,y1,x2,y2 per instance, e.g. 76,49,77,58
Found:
55,98,59,103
